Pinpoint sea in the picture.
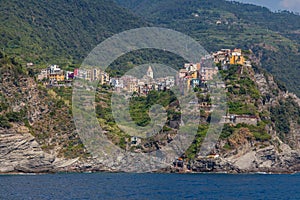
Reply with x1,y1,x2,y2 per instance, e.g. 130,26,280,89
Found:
0,173,299,200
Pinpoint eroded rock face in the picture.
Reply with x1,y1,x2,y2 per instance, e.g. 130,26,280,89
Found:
0,125,54,173
190,139,300,173
190,158,239,173
0,64,90,173
190,106,300,174
0,124,105,173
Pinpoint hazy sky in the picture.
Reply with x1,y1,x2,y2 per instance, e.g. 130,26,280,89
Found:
233,0,300,13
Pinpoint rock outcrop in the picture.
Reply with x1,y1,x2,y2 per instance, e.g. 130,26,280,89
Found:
0,125,54,173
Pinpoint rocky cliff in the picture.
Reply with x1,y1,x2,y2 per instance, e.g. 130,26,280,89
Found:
0,55,105,173
189,63,300,173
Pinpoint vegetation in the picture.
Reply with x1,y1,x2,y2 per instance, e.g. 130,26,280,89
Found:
115,0,300,96
129,90,178,126
270,97,300,141
0,0,145,66
0,115,12,129
185,124,209,159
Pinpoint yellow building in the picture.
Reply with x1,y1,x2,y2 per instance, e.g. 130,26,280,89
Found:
230,52,245,65
99,72,110,85
48,73,65,82
190,71,198,79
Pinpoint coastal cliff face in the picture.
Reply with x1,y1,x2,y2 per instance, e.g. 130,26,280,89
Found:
0,125,54,173
0,56,95,173
190,132,300,173
189,65,300,173
1,54,300,173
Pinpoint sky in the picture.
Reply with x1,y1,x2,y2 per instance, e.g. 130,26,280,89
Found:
233,0,300,13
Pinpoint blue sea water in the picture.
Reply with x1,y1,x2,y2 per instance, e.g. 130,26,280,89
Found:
0,173,299,200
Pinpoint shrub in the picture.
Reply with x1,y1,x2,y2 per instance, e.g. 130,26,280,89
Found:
0,116,12,128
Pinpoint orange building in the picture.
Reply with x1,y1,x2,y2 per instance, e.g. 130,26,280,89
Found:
230,49,245,65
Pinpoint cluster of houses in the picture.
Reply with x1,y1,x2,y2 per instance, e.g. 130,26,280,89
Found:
178,62,219,91
110,66,175,95
37,65,110,87
36,48,250,91
169,48,251,92
212,48,252,69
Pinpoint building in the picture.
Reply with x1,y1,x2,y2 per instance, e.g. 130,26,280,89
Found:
74,68,79,77
200,67,219,81
26,63,34,67
213,49,231,65
230,49,246,65
48,72,65,82
47,65,61,74
184,63,200,72
131,136,142,146
37,64,65,82
37,69,47,81
65,71,74,80
222,115,258,125
147,66,154,79
179,69,188,78
190,78,201,88
173,158,184,168
100,71,110,85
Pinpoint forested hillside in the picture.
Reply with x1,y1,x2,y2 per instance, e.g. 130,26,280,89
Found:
0,0,145,65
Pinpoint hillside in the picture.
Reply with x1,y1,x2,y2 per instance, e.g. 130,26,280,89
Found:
1,48,300,173
0,0,145,66
115,0,300,97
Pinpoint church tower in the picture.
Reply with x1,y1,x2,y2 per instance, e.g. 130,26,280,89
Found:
147,66,154,79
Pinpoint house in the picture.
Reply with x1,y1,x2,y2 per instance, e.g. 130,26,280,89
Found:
47,65,61,74
213,49,231,65
37,69,47,81
165,76,175,88
102,72,110,85
173,157,184,168
74,68,79,77
131,136,142,146
190,78,200,88
230,49,246,65
44,65,65,82
179,69,188,78
184,63,200,72
111,78,124,92
222,114,258,125
26,63,34,67
200,67,219,81
48,71,65,82
235,115,258,125
92,69,100,81
65,71,74,80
